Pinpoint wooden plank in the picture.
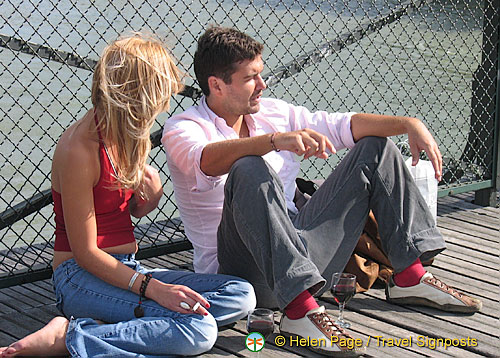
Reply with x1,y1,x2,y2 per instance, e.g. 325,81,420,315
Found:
438,206,499,230
204,346,246,357
361,287,498,336
17,281,56,302
325,292,498,357
22,305,61,325
0,291,17,315
0,312,45,341
316,300,486,358
0,330,17,347
437,217,499,243
31,279,56,297
430,255,499,285
440,195,499,215
8,284,54,306
438,196,500,216
439,227,499,255
0,288,38,311
438,242,498,268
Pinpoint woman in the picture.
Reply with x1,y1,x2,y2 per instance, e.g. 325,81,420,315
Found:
0,33,255,357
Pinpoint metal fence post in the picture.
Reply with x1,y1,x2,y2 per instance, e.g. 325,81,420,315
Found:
472,0,499,206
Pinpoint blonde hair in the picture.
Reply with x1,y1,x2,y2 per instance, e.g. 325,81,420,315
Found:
91,33,183,197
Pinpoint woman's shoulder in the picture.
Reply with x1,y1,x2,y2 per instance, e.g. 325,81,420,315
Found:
52,111,100,186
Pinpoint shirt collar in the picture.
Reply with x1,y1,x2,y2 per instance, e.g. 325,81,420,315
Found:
200,96,258,135
200,96,219,124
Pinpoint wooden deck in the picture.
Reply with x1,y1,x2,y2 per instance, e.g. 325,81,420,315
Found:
0,193,498,357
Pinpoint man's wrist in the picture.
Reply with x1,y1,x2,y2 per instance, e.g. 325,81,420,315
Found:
270,132,280,152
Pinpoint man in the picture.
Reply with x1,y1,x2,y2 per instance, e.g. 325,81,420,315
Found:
162,26,481,356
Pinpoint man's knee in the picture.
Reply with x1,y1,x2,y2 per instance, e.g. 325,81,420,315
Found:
230,155,267,176
227,155,278,188
355,136,400,158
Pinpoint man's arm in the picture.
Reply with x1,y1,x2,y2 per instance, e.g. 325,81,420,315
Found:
350,113,442,180
200,135,273,176
200,129,335,176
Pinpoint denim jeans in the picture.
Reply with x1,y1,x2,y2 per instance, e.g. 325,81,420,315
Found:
52,254,256,357
217,136,446,309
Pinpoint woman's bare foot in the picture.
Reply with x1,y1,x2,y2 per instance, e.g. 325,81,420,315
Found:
0,316,69,357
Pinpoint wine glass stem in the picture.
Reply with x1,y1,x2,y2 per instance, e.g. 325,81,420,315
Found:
338,302,346,322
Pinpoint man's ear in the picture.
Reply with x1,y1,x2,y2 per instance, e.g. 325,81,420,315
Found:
208,76,224,96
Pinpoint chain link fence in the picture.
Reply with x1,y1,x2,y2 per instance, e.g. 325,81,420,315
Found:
1,0,498,287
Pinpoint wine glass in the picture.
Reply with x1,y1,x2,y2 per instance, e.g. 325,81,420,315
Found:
331,272,356,328
246,308,274,354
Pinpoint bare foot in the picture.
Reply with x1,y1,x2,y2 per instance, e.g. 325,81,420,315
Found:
0,317,69,357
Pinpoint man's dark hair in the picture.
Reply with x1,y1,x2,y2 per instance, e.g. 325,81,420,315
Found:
194,26,264,96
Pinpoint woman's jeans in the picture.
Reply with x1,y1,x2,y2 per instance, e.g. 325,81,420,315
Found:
53,254,256,358
217,136,446,309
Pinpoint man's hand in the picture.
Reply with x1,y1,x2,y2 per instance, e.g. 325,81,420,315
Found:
406,118,442,181
273,128,336,159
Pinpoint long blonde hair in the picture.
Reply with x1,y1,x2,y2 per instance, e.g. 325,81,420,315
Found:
91,33,183,197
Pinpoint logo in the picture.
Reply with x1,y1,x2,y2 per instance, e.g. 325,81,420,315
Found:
245,332,265,352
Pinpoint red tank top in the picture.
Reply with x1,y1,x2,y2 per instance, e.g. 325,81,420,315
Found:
53,113,136,251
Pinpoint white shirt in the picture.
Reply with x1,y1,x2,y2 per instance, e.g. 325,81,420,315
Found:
162,96,356,273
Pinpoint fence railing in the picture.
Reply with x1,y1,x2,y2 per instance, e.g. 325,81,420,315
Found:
1,0,498,288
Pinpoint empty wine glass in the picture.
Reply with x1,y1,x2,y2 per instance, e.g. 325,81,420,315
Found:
331,272,356,328
246,308,274,354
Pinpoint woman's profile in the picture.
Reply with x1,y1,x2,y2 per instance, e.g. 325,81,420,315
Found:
0,33,255,357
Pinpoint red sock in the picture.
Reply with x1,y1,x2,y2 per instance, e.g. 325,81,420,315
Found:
284,290,319,320
393,258,426,287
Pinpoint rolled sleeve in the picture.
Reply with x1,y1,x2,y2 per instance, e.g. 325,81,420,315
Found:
287,102,356,151
162,120,224,193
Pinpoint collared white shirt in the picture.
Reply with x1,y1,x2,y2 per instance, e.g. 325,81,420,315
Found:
162,96,356,273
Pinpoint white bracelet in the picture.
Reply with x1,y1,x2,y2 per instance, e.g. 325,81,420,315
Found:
128,272,140,291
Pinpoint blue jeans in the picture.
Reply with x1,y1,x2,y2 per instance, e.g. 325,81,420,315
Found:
52,254,256,357
217,136,446,309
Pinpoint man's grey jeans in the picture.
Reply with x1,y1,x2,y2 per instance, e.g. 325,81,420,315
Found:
217,136,446,309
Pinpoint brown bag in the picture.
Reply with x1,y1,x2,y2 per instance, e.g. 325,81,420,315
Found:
343,211,394,292
295,179,393,293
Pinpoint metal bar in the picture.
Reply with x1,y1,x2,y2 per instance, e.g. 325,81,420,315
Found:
0,269,52,289
0,33,202,100
0,241,193,288
263,0,424,87
0,33,95,70
0,188,52,231
495,3,500,191
438,180,494,197
0,127,163,228
472,0,499,206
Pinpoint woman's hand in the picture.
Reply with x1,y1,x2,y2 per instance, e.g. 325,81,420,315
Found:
129,165,163,218
147,279,210,316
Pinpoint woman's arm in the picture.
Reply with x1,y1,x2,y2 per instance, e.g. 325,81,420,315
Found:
128,165,163,218
57,143,209,315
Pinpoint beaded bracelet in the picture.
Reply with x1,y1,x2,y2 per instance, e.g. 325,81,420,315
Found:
134,273,152,318
270,132,280,152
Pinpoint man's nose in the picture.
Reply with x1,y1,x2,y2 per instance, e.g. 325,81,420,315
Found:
257,75,267,90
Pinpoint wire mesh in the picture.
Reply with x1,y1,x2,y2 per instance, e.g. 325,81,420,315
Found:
0,0,498,286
